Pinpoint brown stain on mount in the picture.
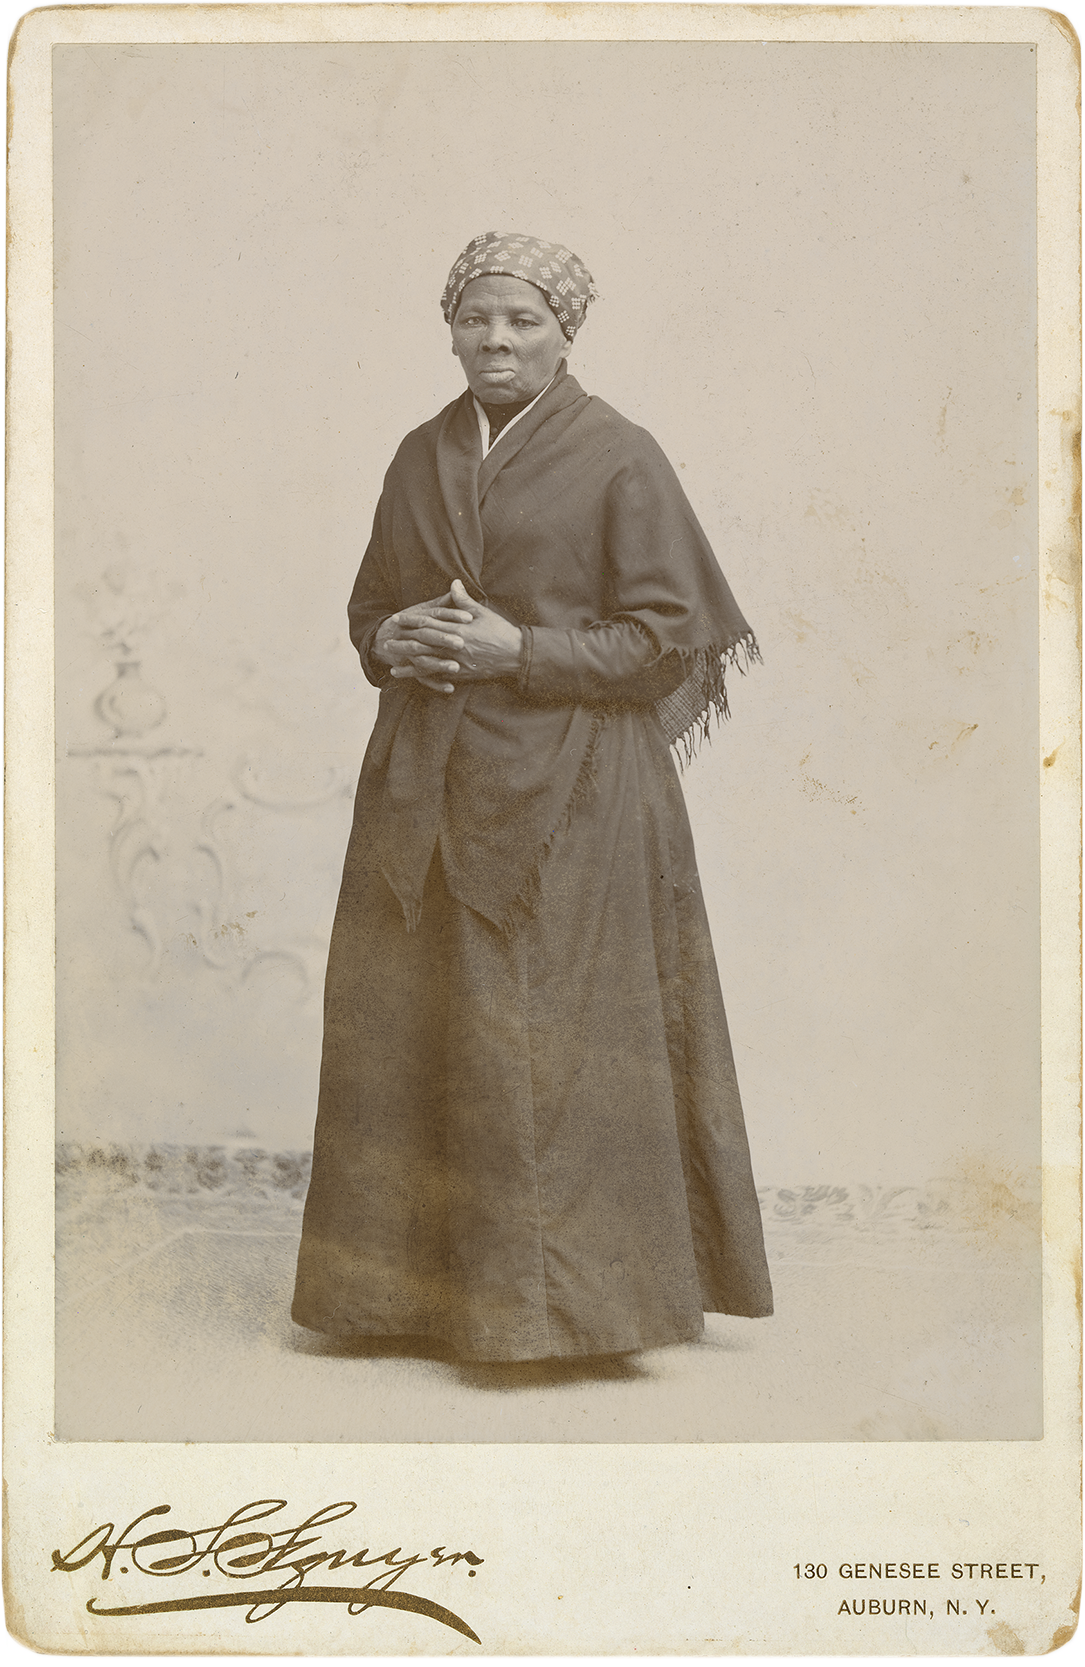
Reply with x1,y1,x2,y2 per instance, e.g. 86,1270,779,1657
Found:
784,607,818,643
928,722,979,756
988,1619,1027,1654
1046,1574,1081,1651
991,484,1029,529
1048,10,1081,56
937,386,952,446
797,749,860,812
1044,405,1082,642
937,1157,1042,1253
2,1477,36,1650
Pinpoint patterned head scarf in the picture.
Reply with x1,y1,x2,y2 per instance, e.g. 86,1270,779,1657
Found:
441,231,598,342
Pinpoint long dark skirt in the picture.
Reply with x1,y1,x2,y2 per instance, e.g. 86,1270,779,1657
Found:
292,709,773,1362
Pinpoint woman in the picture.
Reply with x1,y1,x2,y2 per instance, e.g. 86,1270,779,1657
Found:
292,232,773,1363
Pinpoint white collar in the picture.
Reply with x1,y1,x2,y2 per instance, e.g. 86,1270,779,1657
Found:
473,374,556,457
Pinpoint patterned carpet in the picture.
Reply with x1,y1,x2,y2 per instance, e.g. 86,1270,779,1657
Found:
54,1144,1042,1444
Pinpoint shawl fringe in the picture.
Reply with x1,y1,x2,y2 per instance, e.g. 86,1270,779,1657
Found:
660,633,762,768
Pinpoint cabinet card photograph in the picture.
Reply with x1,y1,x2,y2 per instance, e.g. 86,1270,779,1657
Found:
5,2,1080,1654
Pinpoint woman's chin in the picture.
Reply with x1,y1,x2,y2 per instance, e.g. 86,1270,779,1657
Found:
470,376,522,402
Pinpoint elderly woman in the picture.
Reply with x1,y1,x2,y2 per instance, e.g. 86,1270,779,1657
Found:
292,232,773,1363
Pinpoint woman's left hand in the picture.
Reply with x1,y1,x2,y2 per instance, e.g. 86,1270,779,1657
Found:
433,581,523,681
388,580,521,689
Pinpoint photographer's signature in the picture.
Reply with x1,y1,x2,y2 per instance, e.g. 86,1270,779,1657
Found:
52,1497,484,1641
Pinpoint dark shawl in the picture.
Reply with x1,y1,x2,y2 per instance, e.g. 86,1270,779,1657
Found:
348,365,758,931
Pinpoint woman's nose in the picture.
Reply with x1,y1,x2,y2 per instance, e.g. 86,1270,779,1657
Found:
481,323,512,351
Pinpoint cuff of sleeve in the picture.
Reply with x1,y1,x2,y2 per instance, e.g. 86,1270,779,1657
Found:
359,625,393,688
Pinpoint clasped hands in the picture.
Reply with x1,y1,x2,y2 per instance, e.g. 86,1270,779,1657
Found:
373,580,523,694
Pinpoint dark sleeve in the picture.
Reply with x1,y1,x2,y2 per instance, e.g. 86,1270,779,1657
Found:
347,502,397,688
517,620,688,707
516,429,717,708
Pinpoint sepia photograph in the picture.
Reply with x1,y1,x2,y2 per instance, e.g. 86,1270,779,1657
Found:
52,30,1042,1445
5,2,1079,1654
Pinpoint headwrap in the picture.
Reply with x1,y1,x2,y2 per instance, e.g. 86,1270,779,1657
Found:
441,231,598,341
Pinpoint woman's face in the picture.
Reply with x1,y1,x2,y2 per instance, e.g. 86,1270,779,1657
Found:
451,275,569,405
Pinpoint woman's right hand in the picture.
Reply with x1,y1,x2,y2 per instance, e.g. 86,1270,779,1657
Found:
373,590,476,694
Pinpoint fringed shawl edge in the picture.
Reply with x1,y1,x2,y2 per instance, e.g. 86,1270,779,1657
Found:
659,633,763,767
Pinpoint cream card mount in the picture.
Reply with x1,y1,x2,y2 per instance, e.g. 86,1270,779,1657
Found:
5,3,1080,1655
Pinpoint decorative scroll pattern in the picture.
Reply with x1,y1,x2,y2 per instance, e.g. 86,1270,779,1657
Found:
68,567,350,994
233,755,355,811
66,745,202,975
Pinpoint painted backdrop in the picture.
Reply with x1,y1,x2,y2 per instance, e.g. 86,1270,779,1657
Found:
54,40,1038,1193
